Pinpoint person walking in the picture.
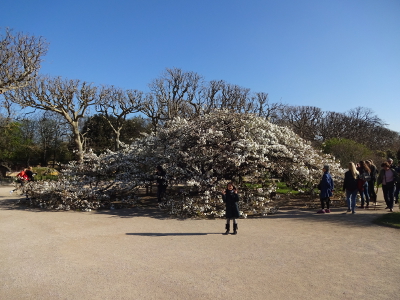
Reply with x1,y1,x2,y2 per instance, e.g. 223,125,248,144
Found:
357,161,371,208
317,165,334,213
366,160,378,205
343,162,359,214
222,182,240,235
394,164,400,204
377,162,398,212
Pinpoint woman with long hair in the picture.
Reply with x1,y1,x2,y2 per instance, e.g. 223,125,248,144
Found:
357,161,371,208
365,160,377,205
343,162,359,214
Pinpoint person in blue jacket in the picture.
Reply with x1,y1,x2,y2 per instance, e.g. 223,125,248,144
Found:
318,165,334,213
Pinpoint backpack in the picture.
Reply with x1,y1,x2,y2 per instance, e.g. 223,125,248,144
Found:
360,171,371,181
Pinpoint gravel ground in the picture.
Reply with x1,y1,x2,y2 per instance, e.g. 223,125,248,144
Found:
0,185,399,300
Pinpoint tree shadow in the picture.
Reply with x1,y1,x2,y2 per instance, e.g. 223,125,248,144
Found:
94,205,170,220
0,192,172,220
267,207,391,228
0,193,393,227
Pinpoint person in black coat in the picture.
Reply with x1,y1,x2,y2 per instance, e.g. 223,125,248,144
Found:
25,166,35,181
221,182,240,235
343,162,359,214
154,165,167,203
366,160,377,204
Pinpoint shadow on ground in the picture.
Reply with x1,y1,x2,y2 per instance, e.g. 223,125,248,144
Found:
268,206,396,228
0,190,395,228
126,232,222,236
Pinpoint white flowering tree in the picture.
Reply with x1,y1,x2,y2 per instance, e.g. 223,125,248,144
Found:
17,110,343,217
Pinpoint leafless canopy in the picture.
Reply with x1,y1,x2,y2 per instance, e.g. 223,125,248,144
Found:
4,76,99,162
96,86,144,149
0,28,48,94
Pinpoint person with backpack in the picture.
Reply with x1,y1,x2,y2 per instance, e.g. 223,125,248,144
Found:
343,162,359,214
377,162,399,212
357,161,371,208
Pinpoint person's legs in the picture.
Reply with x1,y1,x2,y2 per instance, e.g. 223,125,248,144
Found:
363,182,370,206
325,198,330,212
369,180,377,203
320,198,325,210
350,190,357,213
224,218,231,234
346,190,351,211
388,185,395,211
157,185,167,203
359,189,365,208
394,184,399,204
232,218,238,234
382,185,389,208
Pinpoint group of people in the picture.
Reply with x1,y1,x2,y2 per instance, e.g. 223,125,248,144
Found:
318,159,399,214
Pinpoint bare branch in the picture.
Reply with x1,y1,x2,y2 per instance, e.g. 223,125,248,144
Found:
0,28,48,93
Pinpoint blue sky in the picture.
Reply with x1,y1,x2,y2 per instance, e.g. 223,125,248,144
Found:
3,0,400,132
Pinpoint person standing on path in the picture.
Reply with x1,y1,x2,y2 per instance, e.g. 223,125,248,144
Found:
357,161,371,208
154,165,167,204
343,162,359,214
377,162,398,212
394,164,400,204
366,160,378,204
317,165,334,213
222,182,240,235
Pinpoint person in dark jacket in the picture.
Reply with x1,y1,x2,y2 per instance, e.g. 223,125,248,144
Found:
357,161,371,208
222,182,240,235
154,165,167,203
317,165,334,213
343,162,359,214
394,165,400,204
377,162,398,212
25,166,35,181
366,160,378,205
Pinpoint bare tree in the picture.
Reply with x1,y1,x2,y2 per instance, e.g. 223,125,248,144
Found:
252,92,286,123
0,28,48,94
277,106,323,141
4,76,99,162
96,86,144,150
147,68,203,121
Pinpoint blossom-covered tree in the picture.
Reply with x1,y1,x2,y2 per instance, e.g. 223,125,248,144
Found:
17,110,343,217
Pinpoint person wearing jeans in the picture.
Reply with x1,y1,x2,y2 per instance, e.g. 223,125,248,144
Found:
377,162,399,212
357,161,371,208
346,189,358,213
343,162,359,214
366,160,378,204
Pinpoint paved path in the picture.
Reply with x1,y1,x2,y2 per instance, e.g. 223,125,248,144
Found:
0,184,399,300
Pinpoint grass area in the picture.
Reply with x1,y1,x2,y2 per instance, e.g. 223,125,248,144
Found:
373,212,400,229
275,182,300,195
